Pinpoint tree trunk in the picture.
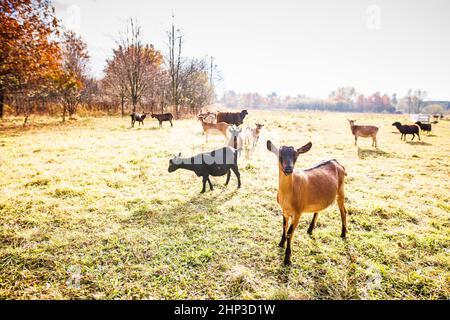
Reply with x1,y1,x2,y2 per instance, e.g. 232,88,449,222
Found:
0,87,4,118
62,104,67,123
121,95,125,117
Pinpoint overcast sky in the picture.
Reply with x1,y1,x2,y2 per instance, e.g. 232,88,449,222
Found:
54,0,450,100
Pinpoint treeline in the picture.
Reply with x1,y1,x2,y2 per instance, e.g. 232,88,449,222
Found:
0,0,217,123
221,88,446,114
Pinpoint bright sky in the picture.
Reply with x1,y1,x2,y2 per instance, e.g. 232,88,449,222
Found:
54,0,450,100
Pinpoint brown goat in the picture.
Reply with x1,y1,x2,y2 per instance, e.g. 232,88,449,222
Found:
198,117,229,142
348,120,379,147
267,140,348,266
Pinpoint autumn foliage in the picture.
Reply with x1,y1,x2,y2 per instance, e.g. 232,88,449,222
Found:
0,0,61,118
1,5,215,122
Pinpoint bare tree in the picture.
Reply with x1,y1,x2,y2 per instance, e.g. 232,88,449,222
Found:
115,19,163,113
103,56,128,117
406,89,428,114
166,15,184,117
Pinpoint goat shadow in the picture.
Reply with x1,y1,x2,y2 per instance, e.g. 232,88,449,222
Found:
357,147,392,160
129,183,240,226
406,141,432,146
276,227,323,283
128,126,160,131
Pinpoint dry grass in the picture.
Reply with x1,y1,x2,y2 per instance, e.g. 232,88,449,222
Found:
0,111,449,299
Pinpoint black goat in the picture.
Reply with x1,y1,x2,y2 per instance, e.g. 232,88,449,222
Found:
168,147,241,193
152,113,174,128
392,122,421,141
415,121,432,134
216,110,248,126
130,112,148,128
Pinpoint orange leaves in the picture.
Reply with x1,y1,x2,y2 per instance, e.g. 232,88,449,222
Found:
0,0,61,91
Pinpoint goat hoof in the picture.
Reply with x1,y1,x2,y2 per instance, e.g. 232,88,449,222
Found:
278,242,285,248
307,230,313,236
341,233,347,238
284,260,291,266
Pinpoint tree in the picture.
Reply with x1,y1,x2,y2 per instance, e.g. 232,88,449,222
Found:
166,15,184,116
391,93,398,108
179,58,214,113
114,19,163,113
422,104,444,115
329,87,356,103
56,31,89,121
103,53,128,117
0,0,61,118
405,89,428,114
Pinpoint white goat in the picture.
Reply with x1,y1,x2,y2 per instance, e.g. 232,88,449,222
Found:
228,126,244,156
244,123,264,148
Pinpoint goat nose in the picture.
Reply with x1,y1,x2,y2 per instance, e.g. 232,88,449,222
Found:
284,166,293,174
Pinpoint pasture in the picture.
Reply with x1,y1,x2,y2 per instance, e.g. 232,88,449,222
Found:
0,111,449,299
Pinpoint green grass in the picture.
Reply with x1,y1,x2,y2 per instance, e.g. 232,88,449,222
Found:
0,112,449,299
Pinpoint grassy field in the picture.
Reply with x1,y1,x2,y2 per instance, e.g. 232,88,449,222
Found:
0,111,449,300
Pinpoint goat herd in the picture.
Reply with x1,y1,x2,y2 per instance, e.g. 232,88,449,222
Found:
129,110,439,266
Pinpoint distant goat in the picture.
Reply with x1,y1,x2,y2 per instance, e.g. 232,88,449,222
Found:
130,112,148,128
168,147,241,193
152,113,174,128
392,122,421,141
198,112,216,124
244,123,264,148
228,126,244,156
415,121,432,134
216,110,248,126
198,117,229,142
348,120,379,147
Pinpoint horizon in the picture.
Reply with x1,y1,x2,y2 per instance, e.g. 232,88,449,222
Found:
54,0,450,101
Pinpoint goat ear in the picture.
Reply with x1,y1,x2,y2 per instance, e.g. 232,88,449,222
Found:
267,140,279,155
297,142,312,156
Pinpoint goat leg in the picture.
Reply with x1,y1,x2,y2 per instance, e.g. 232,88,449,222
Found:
231,166,241,188
339,205,347,238
201,176,208,193
279,216,288,248
225,170,231,186
207,177,213,191
284,218,299,266
307,213,319,235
